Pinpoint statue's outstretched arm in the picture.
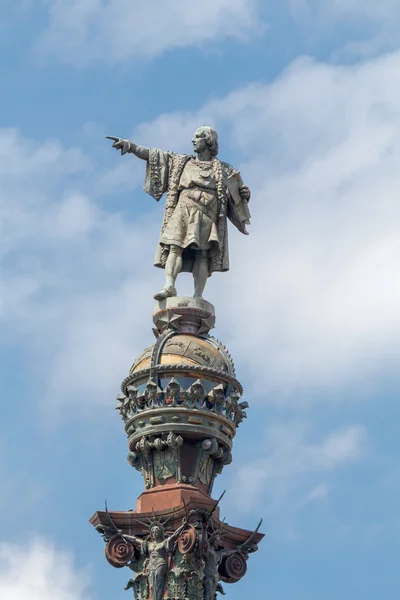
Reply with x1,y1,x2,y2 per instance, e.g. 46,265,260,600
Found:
121,532,144,548
105,136,149,161
168,520,188,543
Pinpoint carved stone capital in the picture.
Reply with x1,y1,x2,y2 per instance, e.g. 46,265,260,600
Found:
92,505,262,600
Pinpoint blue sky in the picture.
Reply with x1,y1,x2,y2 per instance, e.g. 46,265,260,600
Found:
0,2,399,599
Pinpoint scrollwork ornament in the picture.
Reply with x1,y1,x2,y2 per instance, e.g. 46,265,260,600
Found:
104,536,135,568
219,551,247,583
127,451,142,473
177,524,197,554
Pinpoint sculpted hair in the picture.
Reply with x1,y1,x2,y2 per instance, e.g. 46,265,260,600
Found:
199,126,219,157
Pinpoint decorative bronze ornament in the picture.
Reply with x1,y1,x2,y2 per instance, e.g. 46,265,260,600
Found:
105,536,135,568
219,551,247,583
177,524,197,554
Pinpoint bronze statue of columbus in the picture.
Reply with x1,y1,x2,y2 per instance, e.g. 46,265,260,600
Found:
106,126,251,300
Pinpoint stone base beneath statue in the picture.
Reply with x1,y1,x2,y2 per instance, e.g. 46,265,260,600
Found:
153,296,215,336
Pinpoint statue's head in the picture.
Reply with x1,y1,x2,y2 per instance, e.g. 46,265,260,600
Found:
150,524,164,542
192,126,219,157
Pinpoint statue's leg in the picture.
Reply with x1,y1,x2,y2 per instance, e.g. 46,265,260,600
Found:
165,245,182,290
204,580,213,600
152,565,167,600
193,250,208,298
154,245,182,301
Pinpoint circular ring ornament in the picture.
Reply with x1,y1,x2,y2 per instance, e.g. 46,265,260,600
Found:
177,525,197,554
219,551,247,583
105,536,135,568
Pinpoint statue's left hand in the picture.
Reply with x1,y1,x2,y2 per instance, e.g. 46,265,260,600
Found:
239,185,251,201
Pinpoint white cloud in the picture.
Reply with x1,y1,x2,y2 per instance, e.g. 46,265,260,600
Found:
0,538,94,600
35,0,263,65
289,0,400,59
232,422,366,512
0,128,159,412
303,483,330,505
290,0,400,21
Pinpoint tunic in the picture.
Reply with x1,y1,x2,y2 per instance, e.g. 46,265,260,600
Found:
143,149,251,276
159,159,220,255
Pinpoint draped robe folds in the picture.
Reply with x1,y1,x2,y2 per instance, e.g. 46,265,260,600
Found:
143,149,251,276
133,538,171,600
146,539,170,600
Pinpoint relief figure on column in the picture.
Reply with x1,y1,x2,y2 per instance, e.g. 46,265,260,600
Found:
106,126,251,300
123,520,187,600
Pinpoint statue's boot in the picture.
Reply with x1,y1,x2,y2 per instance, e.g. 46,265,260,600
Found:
153,286,177,301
